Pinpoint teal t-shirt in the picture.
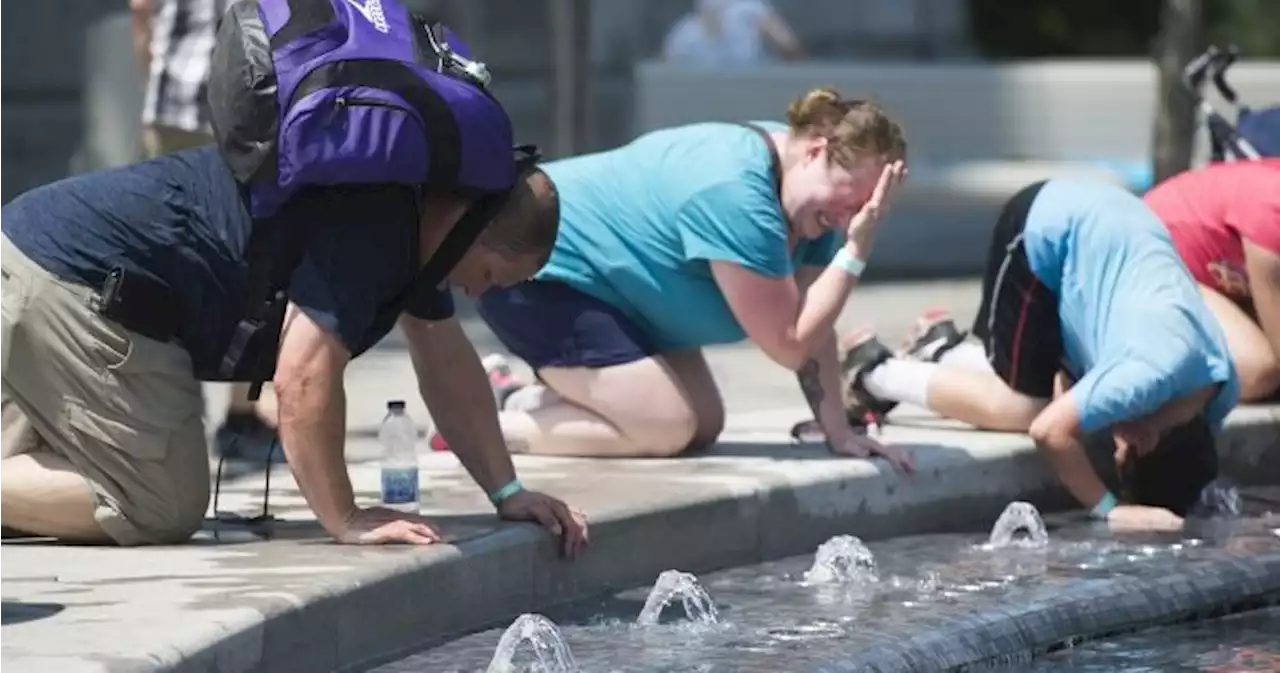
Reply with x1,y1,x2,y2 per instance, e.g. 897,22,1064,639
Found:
536,121,841,350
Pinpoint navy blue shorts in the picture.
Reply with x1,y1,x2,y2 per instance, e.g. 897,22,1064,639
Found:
476,280,656,370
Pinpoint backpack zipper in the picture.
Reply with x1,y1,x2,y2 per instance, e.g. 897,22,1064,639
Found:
330,95,426,136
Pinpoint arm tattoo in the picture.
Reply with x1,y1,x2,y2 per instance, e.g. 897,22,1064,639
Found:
798,357,824,416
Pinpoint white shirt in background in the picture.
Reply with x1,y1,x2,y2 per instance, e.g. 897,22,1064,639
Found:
662,0,775,69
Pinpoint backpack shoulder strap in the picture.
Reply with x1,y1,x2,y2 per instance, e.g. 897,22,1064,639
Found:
382,192,497,312
383,146,542,312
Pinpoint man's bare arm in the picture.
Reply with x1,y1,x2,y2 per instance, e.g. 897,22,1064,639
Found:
400,313,589,555
273,303,357,539
1028,392,1110,510
400,314,514,496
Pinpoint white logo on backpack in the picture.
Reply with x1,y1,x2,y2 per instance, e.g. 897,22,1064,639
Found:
344,0,390,33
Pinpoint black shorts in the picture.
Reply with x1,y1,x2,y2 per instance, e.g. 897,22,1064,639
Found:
476,280,656,370
972,181,1063,399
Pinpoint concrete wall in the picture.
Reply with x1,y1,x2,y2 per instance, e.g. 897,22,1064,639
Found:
635,59,1280,164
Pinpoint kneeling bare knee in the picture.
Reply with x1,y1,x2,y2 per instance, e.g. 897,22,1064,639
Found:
626,408,700,458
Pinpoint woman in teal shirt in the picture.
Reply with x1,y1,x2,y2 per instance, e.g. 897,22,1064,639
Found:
472,87,911,468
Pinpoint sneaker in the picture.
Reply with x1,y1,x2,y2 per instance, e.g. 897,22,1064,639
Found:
214,411,281,462
481,353,525,409
902,308,967,363
428,430,451,452
790,418,838,444
839,330,900,429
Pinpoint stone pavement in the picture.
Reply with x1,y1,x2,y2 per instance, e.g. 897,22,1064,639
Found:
3,280,1278,673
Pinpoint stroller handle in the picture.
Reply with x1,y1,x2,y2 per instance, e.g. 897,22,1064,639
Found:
1183,44,1242,103
1210,46,1241,104
1183,45,1221,92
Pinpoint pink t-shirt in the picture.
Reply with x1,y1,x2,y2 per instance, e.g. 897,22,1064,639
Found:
1143,159,1280,307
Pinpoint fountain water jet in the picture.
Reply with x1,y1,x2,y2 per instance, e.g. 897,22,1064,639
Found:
486,614,578,673
803,535,879,585
635,569,720,626
1191,478,1243,518
987,501,1049,549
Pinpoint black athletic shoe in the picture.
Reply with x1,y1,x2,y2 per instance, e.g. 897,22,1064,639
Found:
839,332,900,429
903,309,968,362
214,411,281,462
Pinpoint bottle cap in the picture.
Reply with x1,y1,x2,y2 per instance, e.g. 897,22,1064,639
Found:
387,400,407,412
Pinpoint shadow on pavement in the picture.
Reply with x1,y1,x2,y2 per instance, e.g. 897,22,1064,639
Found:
1,600,65,626
707,439,978,467
188,512,502,547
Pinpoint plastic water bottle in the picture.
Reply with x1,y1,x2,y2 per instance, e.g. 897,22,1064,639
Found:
378,400,421,513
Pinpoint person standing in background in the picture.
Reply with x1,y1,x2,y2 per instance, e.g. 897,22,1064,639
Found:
130,0,277,459
662,0,804,68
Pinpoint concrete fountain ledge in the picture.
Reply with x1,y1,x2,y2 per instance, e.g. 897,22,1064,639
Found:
830,552,1280,673
2,404,1277,673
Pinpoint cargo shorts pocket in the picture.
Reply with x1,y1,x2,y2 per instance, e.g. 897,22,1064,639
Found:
65,399,172,461
2,265,31,320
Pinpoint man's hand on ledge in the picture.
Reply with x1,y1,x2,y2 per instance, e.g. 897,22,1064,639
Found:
498,489,590,558
329,495,590,557
338,507,443,545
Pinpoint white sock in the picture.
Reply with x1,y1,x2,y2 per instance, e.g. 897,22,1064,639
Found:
862,358,935,407
936,341,993,374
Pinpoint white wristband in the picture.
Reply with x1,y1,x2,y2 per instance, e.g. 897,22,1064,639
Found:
831,247,867,278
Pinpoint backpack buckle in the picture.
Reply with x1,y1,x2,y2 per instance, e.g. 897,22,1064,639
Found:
419,19,491,88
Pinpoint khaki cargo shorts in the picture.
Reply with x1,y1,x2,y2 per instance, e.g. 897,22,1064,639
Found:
1,235,210,545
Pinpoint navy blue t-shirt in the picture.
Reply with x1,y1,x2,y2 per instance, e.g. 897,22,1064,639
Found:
1,146,453,379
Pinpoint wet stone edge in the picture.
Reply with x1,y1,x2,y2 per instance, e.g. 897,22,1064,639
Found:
815,553,1280,673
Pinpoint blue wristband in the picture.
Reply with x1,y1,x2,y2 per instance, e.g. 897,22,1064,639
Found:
1089,491,1118,520
490,478,524,506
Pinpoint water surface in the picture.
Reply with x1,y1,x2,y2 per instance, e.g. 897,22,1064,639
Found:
372,506,1280,673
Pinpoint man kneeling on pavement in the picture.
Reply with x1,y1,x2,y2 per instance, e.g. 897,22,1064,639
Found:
0,149,587,551
0,5,587,553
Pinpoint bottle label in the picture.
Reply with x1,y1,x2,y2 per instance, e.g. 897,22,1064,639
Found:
381,467,420,505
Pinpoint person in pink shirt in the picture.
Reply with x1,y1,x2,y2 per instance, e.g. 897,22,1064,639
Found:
1143,159,1280,401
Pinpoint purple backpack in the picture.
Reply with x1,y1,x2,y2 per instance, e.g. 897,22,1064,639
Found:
206,0,539,388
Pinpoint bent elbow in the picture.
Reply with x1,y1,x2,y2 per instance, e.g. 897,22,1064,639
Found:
760,341,809,372
1028,413,1076,451
272,356,332,421
778,351,808,372
1027,419,1052,448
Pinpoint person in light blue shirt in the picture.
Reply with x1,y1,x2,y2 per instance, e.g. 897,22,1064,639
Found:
467,87,912,467
839,178,1240,530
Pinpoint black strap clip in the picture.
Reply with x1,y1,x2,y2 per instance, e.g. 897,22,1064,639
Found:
94,266,182,343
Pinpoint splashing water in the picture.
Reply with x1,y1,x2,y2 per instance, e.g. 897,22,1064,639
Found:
803,535,879,584
486,614,578,673
1191,478,1243,518
635,570,720,626
988,501,1049,548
